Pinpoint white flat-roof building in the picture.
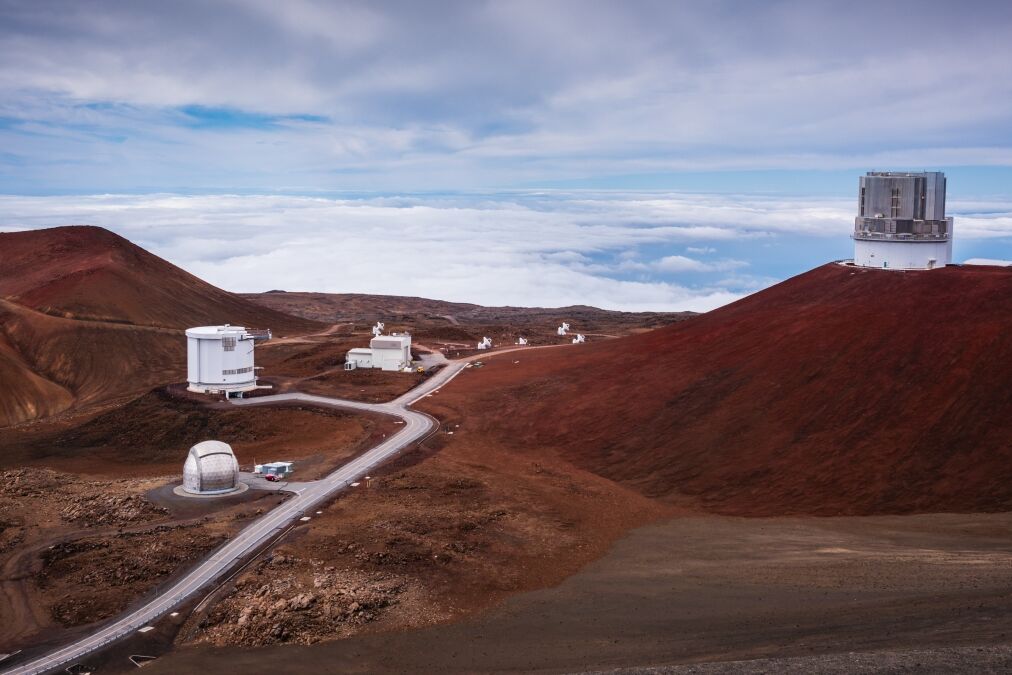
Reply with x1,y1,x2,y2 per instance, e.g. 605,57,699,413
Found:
254,461,294,478
186,325,270,396
345,332,412,372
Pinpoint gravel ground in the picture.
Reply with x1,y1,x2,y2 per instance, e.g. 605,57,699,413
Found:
593,644,1012,674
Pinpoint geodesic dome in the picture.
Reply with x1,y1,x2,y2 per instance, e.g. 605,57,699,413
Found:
183,440,240,494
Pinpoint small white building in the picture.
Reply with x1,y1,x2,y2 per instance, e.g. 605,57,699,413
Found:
345,332,413,372
186,325,270,396
255,461,294,478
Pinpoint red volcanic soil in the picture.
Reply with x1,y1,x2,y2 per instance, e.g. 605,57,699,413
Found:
0,385,388,479
0,226,322,427
419,263,1012,516
0,226,319,331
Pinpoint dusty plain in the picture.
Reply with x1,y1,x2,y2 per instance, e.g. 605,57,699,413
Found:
144,512,1012,674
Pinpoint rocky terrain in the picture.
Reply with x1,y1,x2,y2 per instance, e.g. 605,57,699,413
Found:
0,468,169,531
179,431,668,649
190,556,408,646
58,492,168,527
0,465,282,650
0,468,173,646
39,522,227,626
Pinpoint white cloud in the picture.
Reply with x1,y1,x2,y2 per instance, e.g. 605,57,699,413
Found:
653,255,748,273
2,191,1010,313
963,258,1012,267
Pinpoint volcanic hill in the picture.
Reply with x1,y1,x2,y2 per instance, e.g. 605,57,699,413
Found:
243,291,694,342
0,226,319,330
420,263,1012,516
0,226,321,427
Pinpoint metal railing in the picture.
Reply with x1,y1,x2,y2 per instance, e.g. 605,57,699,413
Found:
853,231,949,241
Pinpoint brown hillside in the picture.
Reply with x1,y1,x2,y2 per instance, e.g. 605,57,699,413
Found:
0,226,319,332
243,290,693,333
421,263,1012,516
0,226,322,427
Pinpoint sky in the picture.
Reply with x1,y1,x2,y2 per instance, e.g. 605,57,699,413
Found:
1,1,1011,311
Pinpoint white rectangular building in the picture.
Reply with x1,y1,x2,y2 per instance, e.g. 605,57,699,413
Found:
345,333,412,372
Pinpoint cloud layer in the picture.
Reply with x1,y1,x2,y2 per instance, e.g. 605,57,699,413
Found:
2,192,1010,312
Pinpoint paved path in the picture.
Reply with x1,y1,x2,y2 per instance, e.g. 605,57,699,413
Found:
2,357,481,674
3,344,559,675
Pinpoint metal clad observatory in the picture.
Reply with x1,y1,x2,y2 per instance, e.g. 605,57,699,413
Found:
182,440,240,494
186,325,269,396
853,171,953,269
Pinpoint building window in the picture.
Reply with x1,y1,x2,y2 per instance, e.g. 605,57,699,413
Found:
222,366,253,375
222,336,236,351
859,187,865,216
890,188,901,218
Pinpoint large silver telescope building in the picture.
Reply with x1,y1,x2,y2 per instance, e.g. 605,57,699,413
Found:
853,171,952,269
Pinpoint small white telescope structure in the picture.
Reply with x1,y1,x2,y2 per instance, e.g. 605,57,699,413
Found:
572,334,586,344
517,337,528,345
372,322,385,337
477,336,492,350
557,322,570,336
186,325,271,397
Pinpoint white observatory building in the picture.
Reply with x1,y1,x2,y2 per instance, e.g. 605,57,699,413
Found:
182,440,241,495
345,332,413,372
853,171,953,270
186,325,270,397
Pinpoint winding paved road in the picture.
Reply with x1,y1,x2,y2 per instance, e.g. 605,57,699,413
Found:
2,354,484,675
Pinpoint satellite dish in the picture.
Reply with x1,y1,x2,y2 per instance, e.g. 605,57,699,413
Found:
518,337,528,345
477,337,492,350
372,321,385,337
572,334,585,344
557,322,570,336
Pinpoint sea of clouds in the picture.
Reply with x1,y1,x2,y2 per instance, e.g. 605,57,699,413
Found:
2,191,1010,312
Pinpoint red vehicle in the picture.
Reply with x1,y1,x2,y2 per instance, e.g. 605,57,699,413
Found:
264,474,280,482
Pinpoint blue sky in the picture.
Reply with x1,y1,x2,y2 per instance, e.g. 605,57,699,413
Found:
1,1,1011,310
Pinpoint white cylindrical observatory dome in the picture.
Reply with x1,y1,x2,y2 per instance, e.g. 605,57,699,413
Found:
852,171,953,270
186,325,259,395
183,440,240,494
